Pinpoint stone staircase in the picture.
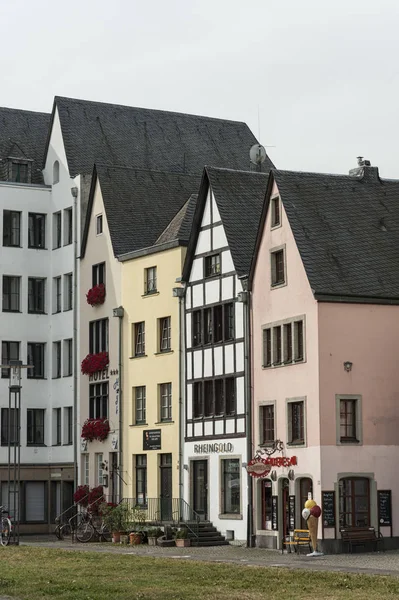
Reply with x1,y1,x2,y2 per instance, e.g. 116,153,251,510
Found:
185,521,230,547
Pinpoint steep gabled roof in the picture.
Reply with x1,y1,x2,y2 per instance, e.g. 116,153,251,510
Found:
81,165,201,258
182,167,270,281
53,96,274,178
0,107,50,184
156,194,198,245
250,167,399,302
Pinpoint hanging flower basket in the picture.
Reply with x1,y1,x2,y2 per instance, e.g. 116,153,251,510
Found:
86,283,106,306
81,351,109,375
81,418,110,442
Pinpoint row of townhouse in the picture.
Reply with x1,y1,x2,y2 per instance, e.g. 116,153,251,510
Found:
2,96,398,552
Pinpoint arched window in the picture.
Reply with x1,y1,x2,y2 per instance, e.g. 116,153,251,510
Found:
53,161,60,184
339,478,370,528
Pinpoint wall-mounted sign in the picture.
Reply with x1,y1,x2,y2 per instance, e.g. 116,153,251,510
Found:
111,435,118,450
378,490,392,527
143,429,161,451
193,443,233,454
246,457,272,478
89,369,109,383
322,491,335,528
289,495,296,531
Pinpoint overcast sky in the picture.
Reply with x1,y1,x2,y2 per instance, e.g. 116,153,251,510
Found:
2,0,399,177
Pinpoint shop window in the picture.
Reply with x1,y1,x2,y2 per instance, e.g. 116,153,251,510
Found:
221,458,240,514
136,455,147,506
262,480,273,530
339,478,370,528
25,482,46,522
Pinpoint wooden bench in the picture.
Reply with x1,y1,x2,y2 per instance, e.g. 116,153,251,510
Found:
340,527,384,553
281,529,312,554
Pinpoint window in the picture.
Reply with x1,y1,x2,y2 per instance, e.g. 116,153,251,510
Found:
145,266,157,294
82,454,89,485
340,399,357,442
64,273,72,311
134,386,146,424
262,317,305,368
133,322,145,356
288,400,305,445
10,161,29,183
339,478,370,528
53,212,61,249
96,214,103,235
53,408,61,445
273,327,282,365
221,458,240,514
64,208,72,245
263,328,271,367
28,213,46,249
192,378,235,419
27,343,45,379
300,478,313,528
159,316,171,352
92,262,105,287
1,341,19,379
27,409,45,445
89,319,108,354
3,210,21,247
192,311,202,347
1,408,19,446
52,341,61,379
224,303,234,341
159,383,172,422
204,253,221,277
89,383,109,419
197,303,234,347
3,276,20,312
63,339,73,377
271,196,281,227
96,453,103,486
65,407,73,445
262,480,273,530
136,455,147,505
260,405,275,445
28,278,46,314
53,161,60,184
204,308,212,344
271,248,285,286
53,277,61,314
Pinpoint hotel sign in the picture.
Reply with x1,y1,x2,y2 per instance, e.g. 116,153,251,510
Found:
194,443,234,454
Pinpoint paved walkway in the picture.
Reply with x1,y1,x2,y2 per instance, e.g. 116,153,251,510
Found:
19,536,399,577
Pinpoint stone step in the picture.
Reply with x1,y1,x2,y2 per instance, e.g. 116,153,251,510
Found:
192,540,230,547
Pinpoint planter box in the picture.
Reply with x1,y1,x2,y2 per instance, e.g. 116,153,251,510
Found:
175,539,191,547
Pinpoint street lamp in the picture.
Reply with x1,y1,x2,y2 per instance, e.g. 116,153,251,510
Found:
0,360,31,545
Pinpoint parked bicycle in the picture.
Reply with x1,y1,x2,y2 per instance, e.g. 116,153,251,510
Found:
75,511,111,543
54,516,72,541
0,506,12,547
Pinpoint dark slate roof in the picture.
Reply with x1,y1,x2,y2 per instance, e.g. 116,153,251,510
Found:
82,165,201,257
260,167,399,300
53,96,274,177
0,107,50,184
156,194,197,245
183,167,270,281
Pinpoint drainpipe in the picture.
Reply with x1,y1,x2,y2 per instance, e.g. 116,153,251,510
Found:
173,284,185,503
71,186,79,492
113,306,124,501
239,282,253,547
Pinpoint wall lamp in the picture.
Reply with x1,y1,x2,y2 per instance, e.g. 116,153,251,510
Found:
343,361,353,372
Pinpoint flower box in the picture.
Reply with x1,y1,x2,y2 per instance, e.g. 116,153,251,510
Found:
81,352,109,375
81,418,110,442
86,283,106,306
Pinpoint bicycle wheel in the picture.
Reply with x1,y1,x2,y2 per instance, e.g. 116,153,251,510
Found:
59,523,72,540
0,517,11,547
76,520,94,543
54,524,62,540
99,524,112,543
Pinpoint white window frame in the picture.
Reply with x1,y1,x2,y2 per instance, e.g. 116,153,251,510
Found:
96,453,103,486
159,383,172,422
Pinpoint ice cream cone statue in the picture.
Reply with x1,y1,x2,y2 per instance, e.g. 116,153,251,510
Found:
301,498,323,556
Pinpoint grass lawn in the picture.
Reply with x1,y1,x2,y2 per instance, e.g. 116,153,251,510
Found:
0,547,398,600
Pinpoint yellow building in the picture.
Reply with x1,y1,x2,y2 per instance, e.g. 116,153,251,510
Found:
120,198,196,514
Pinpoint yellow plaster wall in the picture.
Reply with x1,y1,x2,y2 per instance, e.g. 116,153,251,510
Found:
121,246,185,499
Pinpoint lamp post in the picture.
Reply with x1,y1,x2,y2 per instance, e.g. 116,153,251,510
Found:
0,360,31,545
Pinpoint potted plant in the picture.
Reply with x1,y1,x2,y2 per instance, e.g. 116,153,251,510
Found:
101,502,131,543
128,506,147,545
147,527,162,546
174,528,191,547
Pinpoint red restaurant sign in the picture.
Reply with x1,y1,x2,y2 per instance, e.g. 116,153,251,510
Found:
246,456,297,478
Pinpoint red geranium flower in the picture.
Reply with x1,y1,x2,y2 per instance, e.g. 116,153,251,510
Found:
81,418,110,442
81,352,109,375
86,283,106,306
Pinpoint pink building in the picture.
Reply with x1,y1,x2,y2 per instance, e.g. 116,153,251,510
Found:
249,161,399,552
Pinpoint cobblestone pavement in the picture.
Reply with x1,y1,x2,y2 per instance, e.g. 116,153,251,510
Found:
18,536,399,577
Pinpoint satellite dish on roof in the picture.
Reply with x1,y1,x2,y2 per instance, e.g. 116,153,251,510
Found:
250,144,267,166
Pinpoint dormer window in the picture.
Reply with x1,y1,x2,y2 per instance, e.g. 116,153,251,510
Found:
10,160,29,184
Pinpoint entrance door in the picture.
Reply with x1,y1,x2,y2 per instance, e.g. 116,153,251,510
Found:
192,460,208,520
281,478,290,540
160,454,172,520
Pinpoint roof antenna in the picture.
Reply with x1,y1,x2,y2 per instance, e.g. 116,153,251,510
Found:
250,143,267,172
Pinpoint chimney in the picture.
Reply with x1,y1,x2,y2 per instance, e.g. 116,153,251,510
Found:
349,157,379,180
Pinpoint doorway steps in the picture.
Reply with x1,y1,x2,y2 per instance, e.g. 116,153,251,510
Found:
184,521,230,547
